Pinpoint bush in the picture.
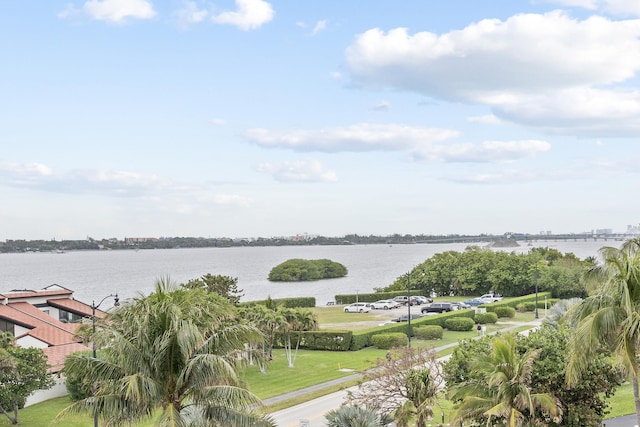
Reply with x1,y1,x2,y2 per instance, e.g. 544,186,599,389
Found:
301,331,352,351
413,325,443,340
493,306,516,318
444,317,475,331
268,258,347,281
516,302,536,312
371,333,409,349
474,312,498,324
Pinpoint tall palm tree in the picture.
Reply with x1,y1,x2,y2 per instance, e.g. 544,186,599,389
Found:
279,307,318,368
59,279,275,427
450,334,561,427
567,237,640,426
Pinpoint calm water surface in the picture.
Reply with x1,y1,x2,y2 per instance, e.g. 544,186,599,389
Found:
0,240,615,307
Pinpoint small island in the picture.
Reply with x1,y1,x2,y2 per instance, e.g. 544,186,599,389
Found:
268,258,348,282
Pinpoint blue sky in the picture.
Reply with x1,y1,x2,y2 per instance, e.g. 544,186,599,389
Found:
2,0,639,240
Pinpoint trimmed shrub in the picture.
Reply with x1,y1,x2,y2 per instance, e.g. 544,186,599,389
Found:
301,331,352,351
371,333,408,349
241,296,316,308
516,302,536,312
474,312,498,324
414,325,443,340
493,306,516,318
444,317,475,331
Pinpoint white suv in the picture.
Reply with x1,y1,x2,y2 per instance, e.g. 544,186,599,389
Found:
344,302,372,313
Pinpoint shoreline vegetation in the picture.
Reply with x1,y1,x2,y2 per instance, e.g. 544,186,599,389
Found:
1,231,631,253
268,259,348,282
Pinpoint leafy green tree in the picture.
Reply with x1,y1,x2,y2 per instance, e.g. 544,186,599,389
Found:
60,279,274,427
325,405,392,427
449,334,561,427
268,259,347,281
567,237,640,426
182,273,244,304
238,304,286,370
0,332,54,425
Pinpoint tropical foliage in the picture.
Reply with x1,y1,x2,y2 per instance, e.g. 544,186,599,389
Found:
567,237,640,426
0,332,54,425
449,334,561,427
268,258,348,281
60,279,275,427
347,347,442,426
383,246,590,298
325,404,393,427
181,273,244,304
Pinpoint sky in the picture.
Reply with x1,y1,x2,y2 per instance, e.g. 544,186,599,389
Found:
2,0,640,241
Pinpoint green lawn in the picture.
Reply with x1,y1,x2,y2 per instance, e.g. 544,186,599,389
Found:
4,307,633,427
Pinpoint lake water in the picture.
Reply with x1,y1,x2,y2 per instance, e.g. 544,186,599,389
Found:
0,239,616,307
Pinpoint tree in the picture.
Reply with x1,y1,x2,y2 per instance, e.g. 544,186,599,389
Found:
0,332,54,425
182,273,244,304
279,307,318,368
60,279,275,427
567,237,640,426
325,405,393,427
347,347,442,426
238,304,287,371
449,334,561,427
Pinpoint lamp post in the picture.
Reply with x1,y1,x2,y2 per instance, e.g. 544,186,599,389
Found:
91,294,119,427
535,267,539,320
407,272,411,348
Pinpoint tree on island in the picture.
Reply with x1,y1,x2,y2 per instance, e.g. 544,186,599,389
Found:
268,259,347,281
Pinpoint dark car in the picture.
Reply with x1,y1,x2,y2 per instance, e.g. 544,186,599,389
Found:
391,313,424,322
421,303,455,314
463,298,486,306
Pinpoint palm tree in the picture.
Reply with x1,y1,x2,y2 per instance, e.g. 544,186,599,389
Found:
279,307,318,368
325,405,392,427
59,279,275,427
450,334,561,427
567,237,640,426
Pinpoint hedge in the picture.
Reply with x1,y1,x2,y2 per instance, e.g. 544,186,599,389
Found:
371,333,409,349
300,331,352,351
413,325,443,340
493,306,516,318
348,309,476,350
516,302,537,312
334,290,428,305
474,312,498,324
240,296,316,308
483,292,551,313
444,317,475,331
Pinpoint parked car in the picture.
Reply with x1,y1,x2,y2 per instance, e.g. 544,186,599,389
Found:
413,295,433,305
390,313,424,322
479,293,503,303
463,298,486,307
449,301,471,310
344,302,372,313
421,302,455,314
371,299,400,310
392,296,419,306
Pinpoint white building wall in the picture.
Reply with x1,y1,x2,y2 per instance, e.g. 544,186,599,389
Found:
16,335,48,349
25,376,68,407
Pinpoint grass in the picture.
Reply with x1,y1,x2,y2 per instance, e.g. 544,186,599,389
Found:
5,307,631,427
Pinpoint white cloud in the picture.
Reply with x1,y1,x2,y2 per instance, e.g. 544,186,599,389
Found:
541,0,640,16
210,0,274,30
81,0,156,23
256,159,338,183
330,71,343,80
211,117,227,125
175,1,209,27
245,123,548,163
467,114,502,125
345,11,640,135
245,123,459,153
413,140,551,163
312,20,327,35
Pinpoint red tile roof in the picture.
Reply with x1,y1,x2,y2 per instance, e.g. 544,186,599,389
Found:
0,288,73,301
42,342,90,373
1,303,81,346
47,298,106,319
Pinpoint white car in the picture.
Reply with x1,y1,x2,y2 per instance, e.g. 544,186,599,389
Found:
478,293,503,303
344,302,372,313
371,300,399,310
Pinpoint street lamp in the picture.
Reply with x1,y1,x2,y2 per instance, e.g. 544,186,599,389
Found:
535,267,539,320
407,272,411,348
91,294,119,427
